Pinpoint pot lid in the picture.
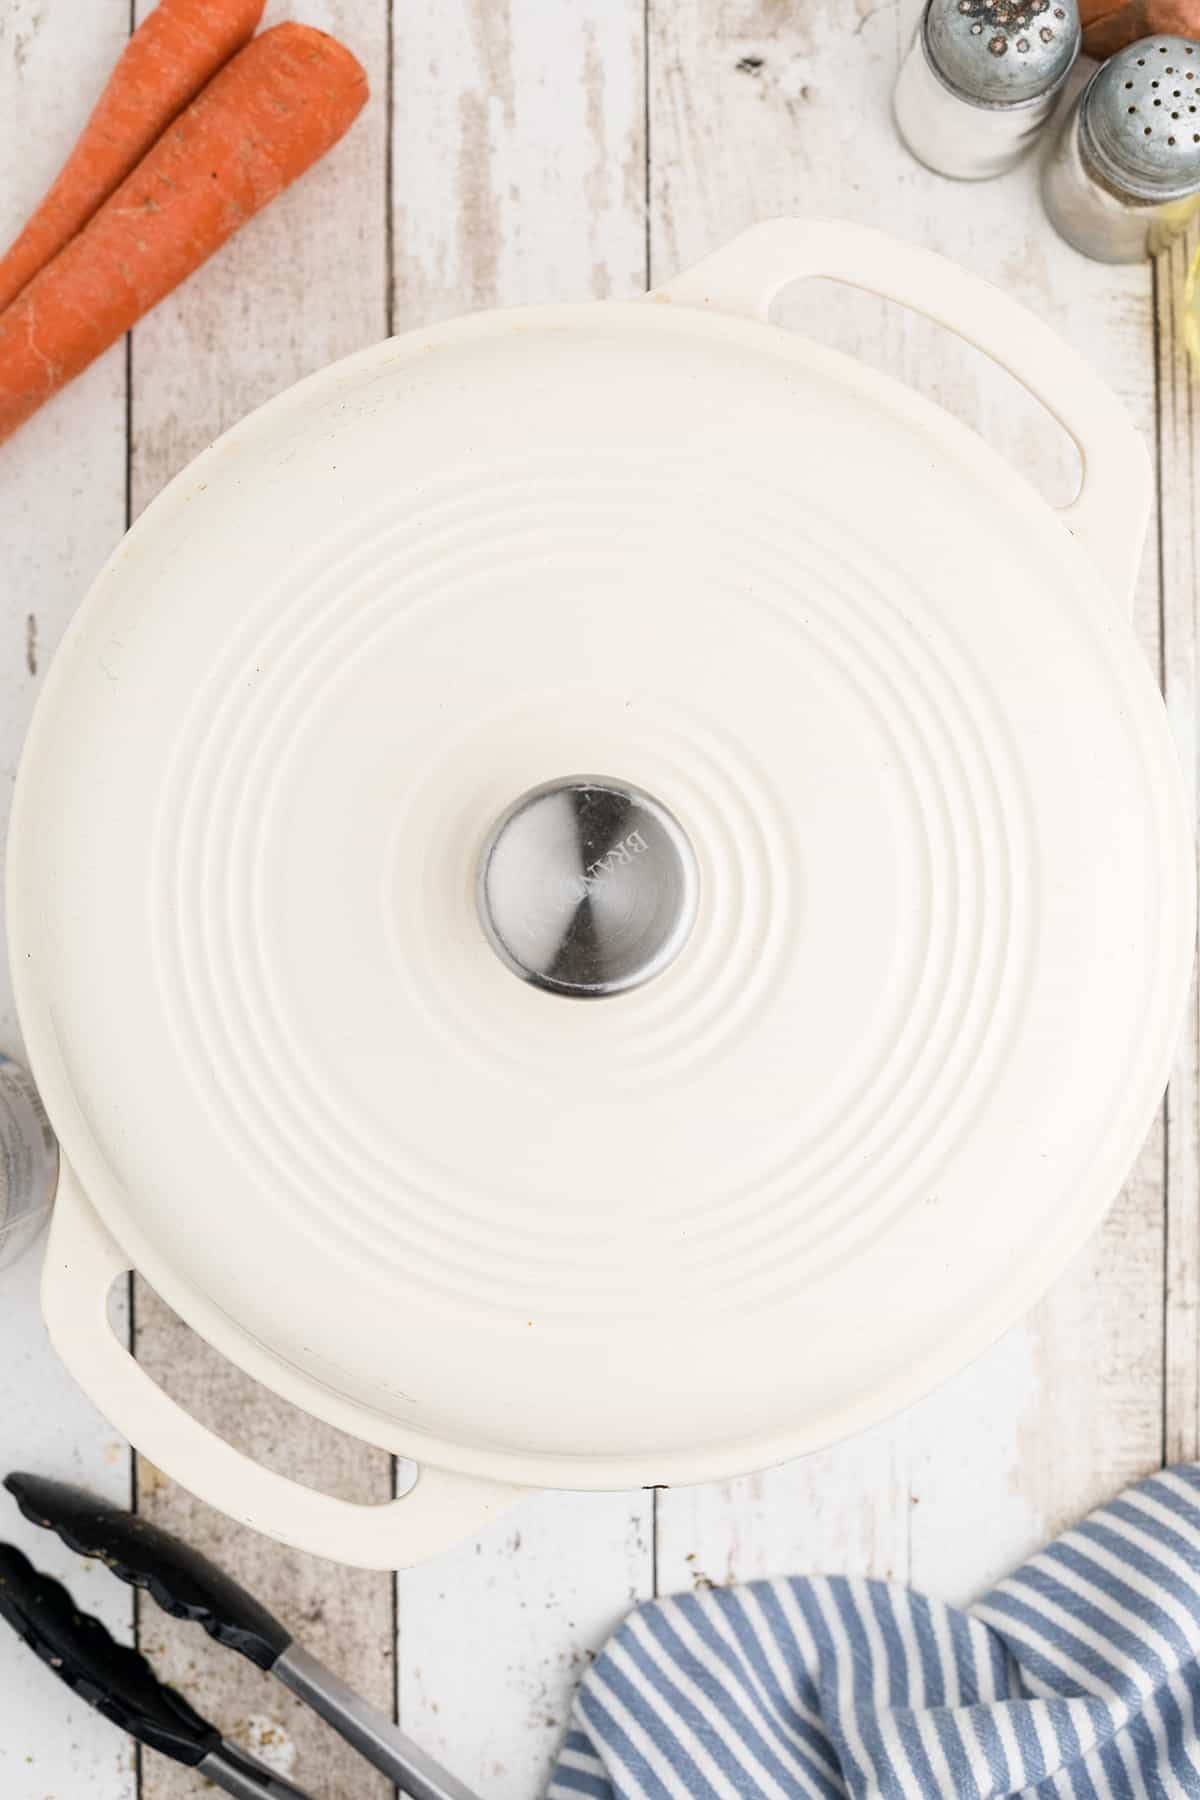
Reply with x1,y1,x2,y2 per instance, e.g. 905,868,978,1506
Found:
11,293,1192,1485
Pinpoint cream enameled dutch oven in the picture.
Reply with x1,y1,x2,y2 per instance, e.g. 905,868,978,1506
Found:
11,220,1194,1569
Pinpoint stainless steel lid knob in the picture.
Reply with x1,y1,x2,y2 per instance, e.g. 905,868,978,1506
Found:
477,777,700,998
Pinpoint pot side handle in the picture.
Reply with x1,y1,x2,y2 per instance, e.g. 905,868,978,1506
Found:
652,218,1151,614
42,1169,527,1570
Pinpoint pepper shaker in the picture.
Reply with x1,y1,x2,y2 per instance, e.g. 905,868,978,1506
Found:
0,1053,57,1271
895,0,1082,180
1043,35,1200,259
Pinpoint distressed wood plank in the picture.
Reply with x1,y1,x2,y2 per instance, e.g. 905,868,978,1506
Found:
391,0,647,325
1,4,1189,1797
649,0,916,1606
656,1424,911,1596
909,1136,1165,1602
894,42,1167,1600
389,5,652,1795
399,1492,654,1796
0,6,136,1800
128,0,390,488
128,4,395,1797
132,1312,397,1800
1161,216,1200,1467
650,0,1166,1606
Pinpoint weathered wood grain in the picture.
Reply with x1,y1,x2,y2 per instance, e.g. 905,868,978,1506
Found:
128,5,395,1797
1161,216,1200,1467
909,1134,1165,1602
649,0,1168,1608
0,0,131,1031
1,2,1196,1796
398,1492,654,1796
892,53,1168,1594
131,1314,397,1800
389,6,653,1795
128,0,390,495
656,1423,911,1596
0,6,137,1800
392,0,647,327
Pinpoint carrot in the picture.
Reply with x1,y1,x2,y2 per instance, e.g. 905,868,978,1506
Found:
0,0,266,314
0,23,368,449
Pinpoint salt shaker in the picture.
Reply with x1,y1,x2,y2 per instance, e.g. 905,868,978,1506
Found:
1043,35,1200,260
895,0,1082,181
0,1053,57,1272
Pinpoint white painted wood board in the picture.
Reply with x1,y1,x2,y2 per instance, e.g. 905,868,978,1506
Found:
0,5,135,1799
125,3,396,1795
388,7,654,1794
0,2,1194,1796
649,0,1172,1616
1161,215,1200,1469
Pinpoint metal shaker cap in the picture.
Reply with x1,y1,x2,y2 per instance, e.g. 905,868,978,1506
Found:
1083,37,1200,199
925,0,1081,106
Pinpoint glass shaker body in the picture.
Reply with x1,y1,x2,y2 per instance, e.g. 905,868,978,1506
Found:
0,1054,58,1272
1043,36,1200,262
895,0,1080,181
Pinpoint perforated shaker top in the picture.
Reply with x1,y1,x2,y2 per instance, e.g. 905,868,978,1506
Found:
926,0,1080,104
1084,36,1200,197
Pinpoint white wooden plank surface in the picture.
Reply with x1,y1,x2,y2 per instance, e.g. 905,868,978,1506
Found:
656,1422,911,1596
398,1492,653,1797
1162,215,1200,1468
392,0,647,325
125,4,396,1797
0,0,1196,1795
0,6,136,1800
389,6,653,1795
649,0,1169,1609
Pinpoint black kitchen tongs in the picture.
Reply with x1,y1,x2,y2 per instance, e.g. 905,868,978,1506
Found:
1,1471,482,1800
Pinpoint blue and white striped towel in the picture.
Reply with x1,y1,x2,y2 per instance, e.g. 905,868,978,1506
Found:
548,1464,1200,1799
